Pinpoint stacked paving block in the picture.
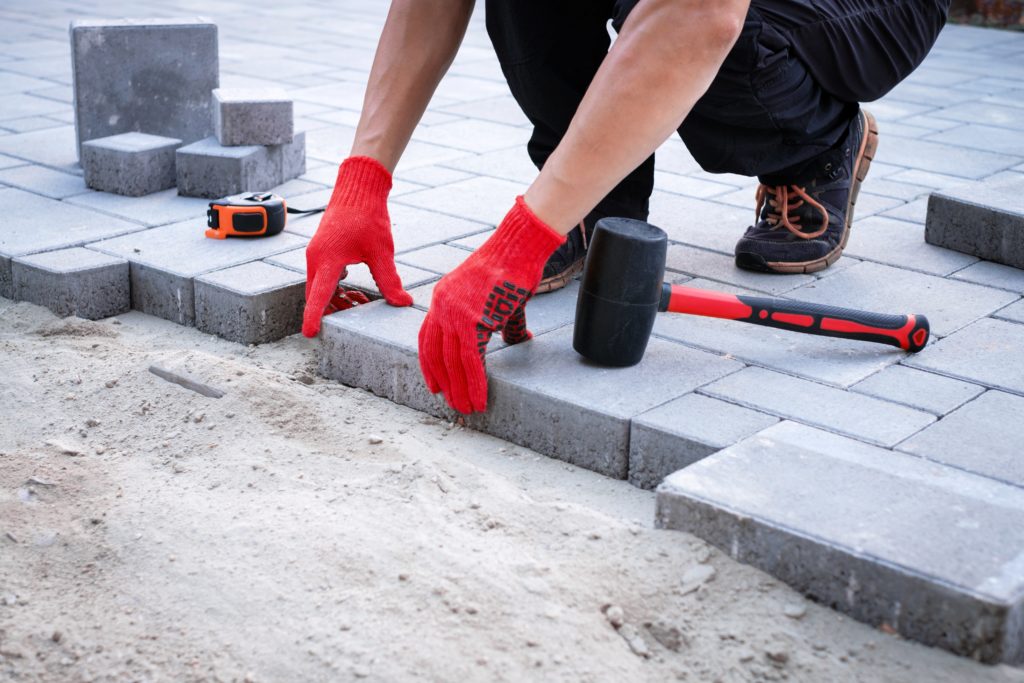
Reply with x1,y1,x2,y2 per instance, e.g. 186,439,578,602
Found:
70,18,218,158
81,132,182,196
176,89,305,198
926,177,1024,269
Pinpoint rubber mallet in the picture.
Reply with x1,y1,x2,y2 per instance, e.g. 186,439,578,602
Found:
572,218,930,367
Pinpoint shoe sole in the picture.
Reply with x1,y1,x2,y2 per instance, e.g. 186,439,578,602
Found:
760,109,878,275
536,258,584,294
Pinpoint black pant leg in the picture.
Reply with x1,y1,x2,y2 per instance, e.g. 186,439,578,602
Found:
485,0,654,220
680,0,950,178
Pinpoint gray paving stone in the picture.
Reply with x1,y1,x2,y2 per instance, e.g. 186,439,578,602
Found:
88,219,305,325
851,365,984,416
628,394,777,490
395,244,470,275
70,19,218,157
654,170,739,199
395,176,527,226
0,92,67,120
0,187,142,297
319,299,446,417
176,133,306,199
11,247,128,319
905,317,1024,396
439,147,538,185
927,123,1024,157
264,246,438,297
436,95,532,128
463,326,743,478
81,132,182,196
213,89,294,146
926,177,1024,269
879,196,928,224
652,279,903,388
932,101,1024,130
874,135,1019,179
0,125,80,174
788,261,1017,337
448,229,494,250
0,154,26,170
993,300,1024,324
395,165,474,188
656,420,1024,664
194,261,305,344
411,118,530,154
65,189,208,227
844,216,978,276
700,366,933,447
665,243,815,295
950,260,1024,294
648,193,755,254
0,164,88,199
899,390,1024,486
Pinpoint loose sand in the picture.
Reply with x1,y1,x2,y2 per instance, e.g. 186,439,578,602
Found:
2,297,1021,682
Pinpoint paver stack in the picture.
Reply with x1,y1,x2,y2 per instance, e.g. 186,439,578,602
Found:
70,18,306,199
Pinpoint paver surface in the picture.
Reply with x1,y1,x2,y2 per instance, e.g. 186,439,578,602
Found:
2,0,1023,663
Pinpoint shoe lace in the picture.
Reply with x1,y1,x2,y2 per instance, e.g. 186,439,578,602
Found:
755,184,829,240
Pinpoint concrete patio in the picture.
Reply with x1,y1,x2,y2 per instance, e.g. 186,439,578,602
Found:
1,0,1023,664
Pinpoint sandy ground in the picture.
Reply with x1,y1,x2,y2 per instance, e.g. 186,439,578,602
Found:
1,298,1022,683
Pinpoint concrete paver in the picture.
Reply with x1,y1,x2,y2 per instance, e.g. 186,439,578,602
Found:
195,261,306,344
926,176,1024,269
11,247,128,319
905,317,1024,396
213,88,294,147
656,420,1024,664
850,364,984,416
81,132,182,197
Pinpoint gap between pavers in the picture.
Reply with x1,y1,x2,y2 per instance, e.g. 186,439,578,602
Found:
656,420,1024,664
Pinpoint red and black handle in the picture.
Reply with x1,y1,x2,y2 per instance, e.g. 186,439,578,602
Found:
660,284,930,352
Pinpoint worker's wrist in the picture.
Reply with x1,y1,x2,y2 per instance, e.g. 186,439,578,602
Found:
479,196,566,268
331,156,393,210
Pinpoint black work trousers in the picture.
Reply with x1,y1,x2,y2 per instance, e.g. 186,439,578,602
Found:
485,0,951,221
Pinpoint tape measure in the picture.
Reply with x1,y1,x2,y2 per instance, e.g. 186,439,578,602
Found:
205,192,325,240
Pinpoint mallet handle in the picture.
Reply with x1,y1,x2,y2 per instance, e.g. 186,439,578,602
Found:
660,284,930,352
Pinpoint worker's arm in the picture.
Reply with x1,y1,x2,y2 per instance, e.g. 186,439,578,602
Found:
524,0,749,234
351,0,476,170
420,0,751,412
303,0,476,337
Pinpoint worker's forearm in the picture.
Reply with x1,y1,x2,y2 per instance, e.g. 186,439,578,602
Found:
524,0,749,235
351,0,475,171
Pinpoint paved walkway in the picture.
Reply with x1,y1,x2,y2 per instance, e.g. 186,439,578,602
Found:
2,0,1024,664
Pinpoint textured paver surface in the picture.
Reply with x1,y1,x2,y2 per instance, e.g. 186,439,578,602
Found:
2,0,1024,662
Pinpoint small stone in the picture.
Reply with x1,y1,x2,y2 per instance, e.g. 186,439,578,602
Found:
368,435,384,445
3,593,17,606
295,374,315,385
104,380,117,388
738,648,756,663
765,642,789,664
398,573,409,582
604,605,625,628
783,603,807,620
51,630,62,643
45,440,83,457
85,418,100,428
618,624,651,658
680,564,716,594
646,621,687,652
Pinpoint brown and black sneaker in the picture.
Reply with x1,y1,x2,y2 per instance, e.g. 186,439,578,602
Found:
536,210,605,293
734,108,879,274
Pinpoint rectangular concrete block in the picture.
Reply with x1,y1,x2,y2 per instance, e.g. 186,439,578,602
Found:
899,390,1024,486
319,300,452,418
213,88,294,146
194,261,305,344
926,178,1024,269
81,132,182,196
468,326,743,479
656,420,1024,663
628,394,778,490
0,187,143,298
700,366,935,447
176,133,306,198
11,247,128,319
905,317,1024,396
88,218,305,325
851,365,984,416
70,18,218,158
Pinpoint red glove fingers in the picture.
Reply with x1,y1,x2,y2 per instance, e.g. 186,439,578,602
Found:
418,197,565,414
302,156,413,338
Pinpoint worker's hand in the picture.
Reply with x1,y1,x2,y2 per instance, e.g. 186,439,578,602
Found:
418,197,565,413
302,156,412,337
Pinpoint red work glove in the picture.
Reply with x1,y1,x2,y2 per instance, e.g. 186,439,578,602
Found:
418,197,565,414
302,156,412,337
